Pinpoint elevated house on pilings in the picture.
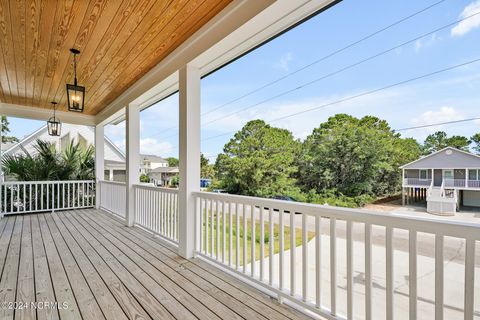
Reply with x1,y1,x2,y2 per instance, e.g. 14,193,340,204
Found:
400,147,480,215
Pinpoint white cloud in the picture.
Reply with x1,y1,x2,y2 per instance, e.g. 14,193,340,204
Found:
411,106,463,126
408,106,464,140
414,33,440,52
140,138,174,156
201,87,404,141
274,52,293,71
112,137,175,156
451,1,480,37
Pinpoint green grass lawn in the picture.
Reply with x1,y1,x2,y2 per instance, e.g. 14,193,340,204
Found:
200,211,315,266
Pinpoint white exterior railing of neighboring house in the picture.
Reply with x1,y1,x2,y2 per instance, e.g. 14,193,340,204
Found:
403,178,432,186
98,180,126,218
405,178,480,189
444,179,467,188
0,180,95,215
133,184,178,243
467,180,480,188
191,191,479,320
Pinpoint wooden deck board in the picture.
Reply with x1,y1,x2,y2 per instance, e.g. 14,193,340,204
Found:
89,209,309,320
15,215,36,320
31,215,59,320
0,217,22,320
75,212,223,320
0,209,311,320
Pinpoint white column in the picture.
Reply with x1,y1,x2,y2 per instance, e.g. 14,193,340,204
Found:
109,169,113,181
465,168,468,188
178,64,201,259
125,103,141,227
94,124,105,209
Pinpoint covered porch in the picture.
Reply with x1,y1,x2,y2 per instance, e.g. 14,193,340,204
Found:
0,208,304,319
0,1,479,319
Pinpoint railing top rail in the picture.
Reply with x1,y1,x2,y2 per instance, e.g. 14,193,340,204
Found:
2,180,95,185
99,180,126,186
193,191,480,239
133,184,179,193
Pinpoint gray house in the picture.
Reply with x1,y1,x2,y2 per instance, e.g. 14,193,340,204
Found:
400,147,480,215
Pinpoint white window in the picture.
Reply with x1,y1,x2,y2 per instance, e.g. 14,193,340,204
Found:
419,169,428,180
469,169,479,181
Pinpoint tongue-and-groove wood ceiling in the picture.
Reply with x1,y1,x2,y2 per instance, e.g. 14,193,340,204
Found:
0,0,231,115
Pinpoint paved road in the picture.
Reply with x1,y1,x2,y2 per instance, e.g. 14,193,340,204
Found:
217,202,480,265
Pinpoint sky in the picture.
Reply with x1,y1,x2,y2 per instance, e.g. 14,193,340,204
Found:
7,0,480,162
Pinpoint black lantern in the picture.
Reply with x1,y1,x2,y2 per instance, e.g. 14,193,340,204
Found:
66,48,85,112
47,102,61,136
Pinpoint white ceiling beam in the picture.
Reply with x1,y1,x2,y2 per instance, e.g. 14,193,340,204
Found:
0,103,96,126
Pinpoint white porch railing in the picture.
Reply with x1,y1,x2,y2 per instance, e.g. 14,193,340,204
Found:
403,178,432,186
0,180,95,215
467,180,480,188
99,180,126,218
193,191,479,320
444,179,467,188
133,184,178,243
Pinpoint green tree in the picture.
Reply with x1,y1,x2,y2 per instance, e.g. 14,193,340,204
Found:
422,131,448,154
166,157,179,167
446,135,470,151
1,115,18,143
140,174,150,183
215,120,300,197
2,139,94,181
422,131,470,154
471,133,480,154
298,114,418,197
201,153,215,179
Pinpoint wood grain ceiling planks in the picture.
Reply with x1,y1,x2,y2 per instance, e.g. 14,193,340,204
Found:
0,0,232,115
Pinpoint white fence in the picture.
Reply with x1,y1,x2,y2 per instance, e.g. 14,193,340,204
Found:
193,191,479,320
99,180,126,218
134,184,178,243
0,180,95,215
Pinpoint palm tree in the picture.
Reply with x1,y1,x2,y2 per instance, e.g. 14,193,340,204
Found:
1,139,95,212
2,139,95,181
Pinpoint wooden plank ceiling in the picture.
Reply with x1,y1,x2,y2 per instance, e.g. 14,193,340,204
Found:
0,0,232,115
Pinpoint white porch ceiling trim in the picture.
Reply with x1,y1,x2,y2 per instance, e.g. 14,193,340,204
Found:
0,102,96,126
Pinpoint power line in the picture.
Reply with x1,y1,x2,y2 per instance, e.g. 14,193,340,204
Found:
201,11,480,126
394,117,480,132
200,0,449,117
201,57,480,142
142,0,448,140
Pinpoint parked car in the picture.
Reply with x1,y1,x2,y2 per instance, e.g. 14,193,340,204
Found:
257,195,300,214
271,195,297,202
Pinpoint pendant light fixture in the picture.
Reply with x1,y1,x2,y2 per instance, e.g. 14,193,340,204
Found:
66,48,85,112
47,102,61,136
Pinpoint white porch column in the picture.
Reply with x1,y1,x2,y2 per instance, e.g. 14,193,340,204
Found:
109,169,113,181
465,168,468,188
178,64,201,259
94,124,105,209
125,103,141,227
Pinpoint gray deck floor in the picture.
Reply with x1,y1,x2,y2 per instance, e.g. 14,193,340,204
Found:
0,208,310,320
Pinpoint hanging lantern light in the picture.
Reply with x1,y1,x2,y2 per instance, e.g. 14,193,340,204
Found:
66,48,85,112
47,102,61,136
